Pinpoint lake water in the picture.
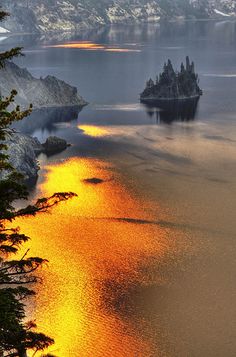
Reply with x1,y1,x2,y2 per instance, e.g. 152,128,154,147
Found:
3,20,236,356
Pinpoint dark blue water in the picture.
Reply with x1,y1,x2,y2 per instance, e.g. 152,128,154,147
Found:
4,20,236,132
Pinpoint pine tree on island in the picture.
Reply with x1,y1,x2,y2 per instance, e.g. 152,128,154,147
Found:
140,57,202,103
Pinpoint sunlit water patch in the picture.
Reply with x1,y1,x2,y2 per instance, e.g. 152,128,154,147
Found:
78,125,111,138
45,41,141,53
15,157,182,356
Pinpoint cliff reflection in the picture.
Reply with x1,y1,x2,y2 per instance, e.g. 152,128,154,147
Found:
16,157,169,357
4,20,236,49
13,106,82,135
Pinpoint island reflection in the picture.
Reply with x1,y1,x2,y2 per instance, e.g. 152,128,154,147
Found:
143,97,199,124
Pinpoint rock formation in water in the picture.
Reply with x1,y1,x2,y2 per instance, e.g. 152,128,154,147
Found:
1,1,235,33
42,136,69,155
0,61,87,109
140,56,202,102
83,177,104,185
2,133,41,184
1,133,70,183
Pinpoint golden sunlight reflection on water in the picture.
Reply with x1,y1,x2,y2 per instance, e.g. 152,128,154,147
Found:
45,41,141,53
16,157,175,356
78,125,110,138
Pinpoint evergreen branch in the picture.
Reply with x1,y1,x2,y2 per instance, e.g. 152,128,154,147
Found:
0,48,23,68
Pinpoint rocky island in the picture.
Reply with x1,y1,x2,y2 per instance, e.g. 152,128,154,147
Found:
140,56,202,109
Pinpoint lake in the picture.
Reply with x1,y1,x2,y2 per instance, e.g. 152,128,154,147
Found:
2,20,236,356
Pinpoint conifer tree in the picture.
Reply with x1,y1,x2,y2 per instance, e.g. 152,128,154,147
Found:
0,8,76,357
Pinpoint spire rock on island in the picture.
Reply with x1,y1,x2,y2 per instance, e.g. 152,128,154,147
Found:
140,57,203,107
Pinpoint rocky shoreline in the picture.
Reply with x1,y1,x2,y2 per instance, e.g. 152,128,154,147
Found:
0,61,87,184
1,1,236,34
2,133,70,184
0,61,87,110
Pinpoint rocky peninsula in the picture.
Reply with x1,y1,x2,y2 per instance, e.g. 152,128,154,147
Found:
2,133,70,184
0,61,87,183
0,61,87,110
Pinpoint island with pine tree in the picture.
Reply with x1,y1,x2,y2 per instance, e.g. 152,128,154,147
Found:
140,56,202,107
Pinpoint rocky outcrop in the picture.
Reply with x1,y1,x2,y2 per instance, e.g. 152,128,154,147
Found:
0,61,87,110
190,0,236,18
141,57,202,102
83,178,104,185
1,133,70,184
3,133,41,184
42,136,69,155
1,1,236,34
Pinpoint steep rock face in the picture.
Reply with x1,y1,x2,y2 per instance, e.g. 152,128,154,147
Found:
0,61,87,109
2,133,41,183
1,133,71,183
1,1,236,34
190,0,236,17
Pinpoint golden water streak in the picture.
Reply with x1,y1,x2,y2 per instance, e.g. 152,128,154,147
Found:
78,125,110,137
44,41,141,52
16,157,170,356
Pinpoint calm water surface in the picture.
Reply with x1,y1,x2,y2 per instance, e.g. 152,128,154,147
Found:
3,21,236,356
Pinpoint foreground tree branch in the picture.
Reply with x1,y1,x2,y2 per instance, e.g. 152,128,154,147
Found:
0,7,75,357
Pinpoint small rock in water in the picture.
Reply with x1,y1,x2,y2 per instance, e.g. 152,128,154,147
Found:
42,136,69,155
83,178,104,185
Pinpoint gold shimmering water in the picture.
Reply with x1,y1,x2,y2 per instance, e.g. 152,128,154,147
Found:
78,125,110,137
16,157,171,356
45,41,141,52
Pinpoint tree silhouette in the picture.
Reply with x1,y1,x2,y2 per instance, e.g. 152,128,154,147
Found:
0,8,76,357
